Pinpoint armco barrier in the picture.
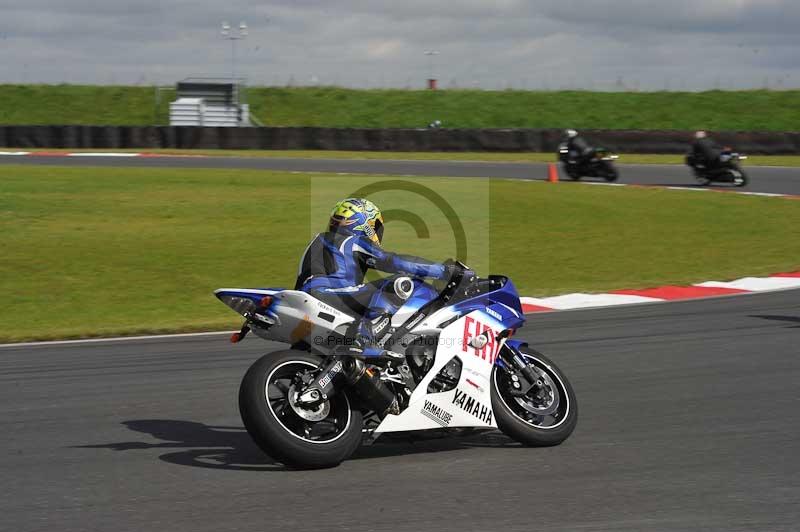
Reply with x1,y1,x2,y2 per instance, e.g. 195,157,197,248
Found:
0,126,798,154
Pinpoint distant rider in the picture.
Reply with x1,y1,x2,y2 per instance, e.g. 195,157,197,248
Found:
688,130,722,169
295,198,461,357
564,129,594,163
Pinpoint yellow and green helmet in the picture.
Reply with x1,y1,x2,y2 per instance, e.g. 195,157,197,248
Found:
328,198,385,245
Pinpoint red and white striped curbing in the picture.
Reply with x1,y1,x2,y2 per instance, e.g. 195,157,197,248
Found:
520,271,800,313
1,271,798,347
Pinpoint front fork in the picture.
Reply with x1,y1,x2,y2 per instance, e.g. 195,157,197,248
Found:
495,332,542,397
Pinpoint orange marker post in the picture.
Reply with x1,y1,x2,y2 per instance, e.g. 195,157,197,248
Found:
547,163,559,183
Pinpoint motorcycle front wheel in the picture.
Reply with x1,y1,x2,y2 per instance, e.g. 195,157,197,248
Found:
730,168,749,187
603,162,619,182
239,350,363,469
491,347,577,446
694,174,711,186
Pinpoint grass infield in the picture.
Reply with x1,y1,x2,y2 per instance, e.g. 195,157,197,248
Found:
1,164,798,342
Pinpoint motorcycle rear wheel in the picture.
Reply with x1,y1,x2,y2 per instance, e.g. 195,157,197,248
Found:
491,347,577,446
239,350,363,469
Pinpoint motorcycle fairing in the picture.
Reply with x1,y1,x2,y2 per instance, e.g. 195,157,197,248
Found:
373,310,506,433
215,288,355,345
391,276,525,336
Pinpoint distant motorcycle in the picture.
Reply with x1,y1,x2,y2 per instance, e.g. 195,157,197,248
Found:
558,143,619,182
686,148,749,187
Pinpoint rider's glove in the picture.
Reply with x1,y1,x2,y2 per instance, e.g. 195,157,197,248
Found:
443,261,476,285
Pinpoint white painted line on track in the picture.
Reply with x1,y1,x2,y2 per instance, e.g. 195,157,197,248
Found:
497,178,798,200
67,152,141,157
0,151,31,156
696,277,800,292
522,293,663,310
0,330,236,349
736,192,786,197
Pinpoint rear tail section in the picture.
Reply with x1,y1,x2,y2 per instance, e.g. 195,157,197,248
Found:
214,288,357,349
215,288,281,317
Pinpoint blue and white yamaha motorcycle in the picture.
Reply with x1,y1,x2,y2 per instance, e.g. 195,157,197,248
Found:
216,262,577,469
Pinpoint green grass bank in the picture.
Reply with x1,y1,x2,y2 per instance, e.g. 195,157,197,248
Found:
0,85,798,130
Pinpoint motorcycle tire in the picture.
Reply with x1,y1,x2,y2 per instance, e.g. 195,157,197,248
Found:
603,162,619,182
694,174,711,186
731,169,749,187
491,347,577,447
563,163,581,181
239,350,363,469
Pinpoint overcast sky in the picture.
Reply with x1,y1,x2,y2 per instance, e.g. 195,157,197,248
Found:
1,0,797,90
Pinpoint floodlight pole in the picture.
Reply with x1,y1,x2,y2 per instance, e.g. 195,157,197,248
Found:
221,21,248,99
424,50,439,90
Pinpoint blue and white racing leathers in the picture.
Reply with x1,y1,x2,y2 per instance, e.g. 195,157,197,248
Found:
295,231,450,345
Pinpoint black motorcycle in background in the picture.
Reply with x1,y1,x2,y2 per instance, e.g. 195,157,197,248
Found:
558,143,619,182
686,148,749,187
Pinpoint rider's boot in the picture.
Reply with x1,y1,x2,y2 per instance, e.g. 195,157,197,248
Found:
330,316,402,416
332,342,405,364
333,314,404,363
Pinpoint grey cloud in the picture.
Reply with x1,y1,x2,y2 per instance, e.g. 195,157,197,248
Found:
0,0,797,89
540,0,800,35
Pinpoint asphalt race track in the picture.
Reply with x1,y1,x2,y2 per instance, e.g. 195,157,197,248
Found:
2,290,799,531
1,154,799,195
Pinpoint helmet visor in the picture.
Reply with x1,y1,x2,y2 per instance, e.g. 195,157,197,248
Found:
374,219,384,244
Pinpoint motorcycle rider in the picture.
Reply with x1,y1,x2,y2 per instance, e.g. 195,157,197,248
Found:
295,198,466,358
687,130,722,169
563,129,595,164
